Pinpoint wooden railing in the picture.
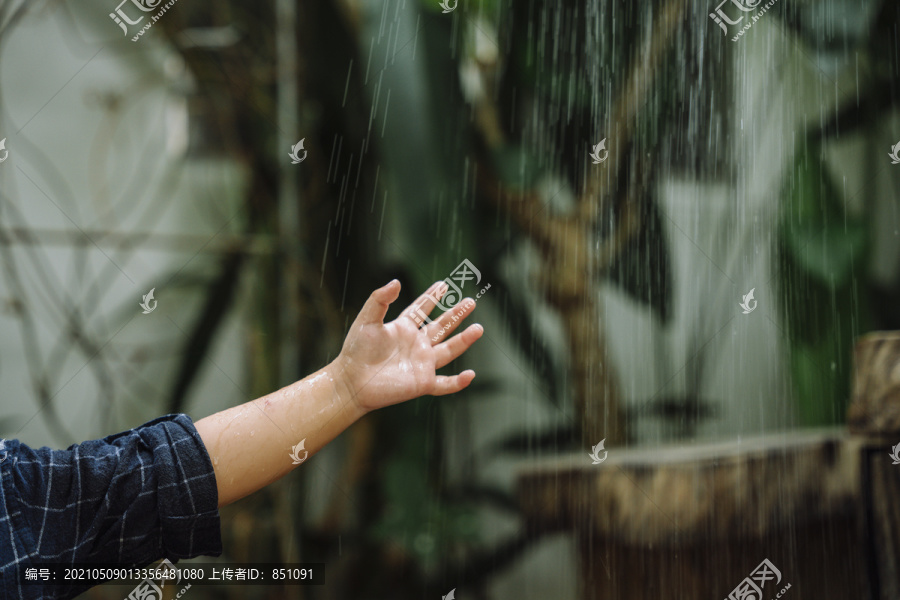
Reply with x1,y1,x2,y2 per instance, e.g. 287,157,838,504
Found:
516,331,900,599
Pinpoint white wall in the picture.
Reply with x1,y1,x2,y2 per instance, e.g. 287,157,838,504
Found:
0,1,248,449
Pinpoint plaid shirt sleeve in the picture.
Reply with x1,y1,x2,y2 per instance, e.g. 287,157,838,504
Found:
0,413,222,599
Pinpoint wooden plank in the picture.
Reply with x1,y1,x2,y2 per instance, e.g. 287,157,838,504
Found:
516,429,858,545
576,519,864,600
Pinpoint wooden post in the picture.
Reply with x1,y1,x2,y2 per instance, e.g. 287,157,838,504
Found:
848,331,900,435
847,331,900,600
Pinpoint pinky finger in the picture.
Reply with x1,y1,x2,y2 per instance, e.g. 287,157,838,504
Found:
430,370,476,396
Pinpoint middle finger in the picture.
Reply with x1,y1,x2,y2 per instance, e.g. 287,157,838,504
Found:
402,280,448,327
426,297,476,345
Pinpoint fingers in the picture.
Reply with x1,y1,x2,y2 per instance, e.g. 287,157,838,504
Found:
356,280,401,325
434,323,483,369
427,297,475,343
402,280,448,326
430,369,476,396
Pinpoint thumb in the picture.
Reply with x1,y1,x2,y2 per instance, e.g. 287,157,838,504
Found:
355,280,401,325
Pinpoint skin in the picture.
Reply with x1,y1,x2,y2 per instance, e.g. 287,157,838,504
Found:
195,279,483,507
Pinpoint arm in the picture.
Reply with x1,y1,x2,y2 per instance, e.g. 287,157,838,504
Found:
195,279,483,507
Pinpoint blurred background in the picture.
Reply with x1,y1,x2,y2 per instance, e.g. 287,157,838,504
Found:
0,0,899,598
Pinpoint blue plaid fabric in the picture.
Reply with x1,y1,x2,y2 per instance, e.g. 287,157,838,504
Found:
0,414,222,599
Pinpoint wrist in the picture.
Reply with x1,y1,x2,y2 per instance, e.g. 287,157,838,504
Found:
327,358,369,420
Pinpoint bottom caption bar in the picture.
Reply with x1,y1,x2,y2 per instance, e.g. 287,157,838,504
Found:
19,562,325,586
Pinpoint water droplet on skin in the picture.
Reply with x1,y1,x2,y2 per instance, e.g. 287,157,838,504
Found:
250,431,255,437
213,457,219,465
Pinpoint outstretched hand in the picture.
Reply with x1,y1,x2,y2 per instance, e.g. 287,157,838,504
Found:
196,279,482,506
332,280,483,413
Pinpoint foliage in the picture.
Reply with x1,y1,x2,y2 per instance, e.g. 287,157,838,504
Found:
369,408,482,570
776,141,870,425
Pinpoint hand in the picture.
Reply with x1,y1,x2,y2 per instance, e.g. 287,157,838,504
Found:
331,280,483,413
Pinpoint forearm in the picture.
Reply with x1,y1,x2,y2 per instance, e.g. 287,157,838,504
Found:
195,361,366,507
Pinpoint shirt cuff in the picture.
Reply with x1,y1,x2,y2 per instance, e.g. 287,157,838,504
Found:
128,413,222,559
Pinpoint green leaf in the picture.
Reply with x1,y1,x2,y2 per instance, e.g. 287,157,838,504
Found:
790,338,848,426
605,198,673,323
369,410,481,566
779,143,867,286
782,215,867,287
776,140,871,426
490,145,544,190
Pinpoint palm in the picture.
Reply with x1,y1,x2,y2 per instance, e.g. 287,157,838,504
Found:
335,280,482,412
